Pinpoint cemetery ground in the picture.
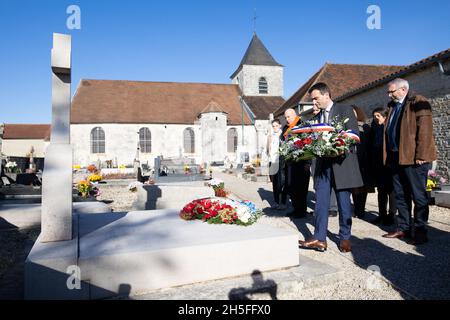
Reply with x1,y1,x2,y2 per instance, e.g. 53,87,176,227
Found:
0,171,449,300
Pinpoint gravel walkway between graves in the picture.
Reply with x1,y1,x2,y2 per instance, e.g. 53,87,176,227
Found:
1,175,448,300
210,170,450,300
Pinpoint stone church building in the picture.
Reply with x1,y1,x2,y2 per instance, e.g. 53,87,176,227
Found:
71,33,285,168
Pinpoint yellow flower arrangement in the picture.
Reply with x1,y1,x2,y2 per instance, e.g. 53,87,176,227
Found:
119,164,126,169
77,180,92,197
88,174,102,182
426,179,436,192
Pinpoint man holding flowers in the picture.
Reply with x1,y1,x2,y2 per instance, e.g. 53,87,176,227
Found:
299,83,363,253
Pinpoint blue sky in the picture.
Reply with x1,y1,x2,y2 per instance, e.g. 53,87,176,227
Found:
0,0,449,124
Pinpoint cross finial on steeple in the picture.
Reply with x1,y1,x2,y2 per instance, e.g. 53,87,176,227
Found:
253,8,258,33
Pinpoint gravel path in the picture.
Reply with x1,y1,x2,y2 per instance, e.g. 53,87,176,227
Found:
212,170,450,300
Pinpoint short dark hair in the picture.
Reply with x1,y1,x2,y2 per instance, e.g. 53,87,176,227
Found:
372,106,388,118
271,119,281,125
308,82,331,98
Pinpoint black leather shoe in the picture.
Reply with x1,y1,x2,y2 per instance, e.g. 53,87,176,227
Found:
287,211,306,218
328,210,338,217
407,234,428,246
407,229,428,245
372,216,383,224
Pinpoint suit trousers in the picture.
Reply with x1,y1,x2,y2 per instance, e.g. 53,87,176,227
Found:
388,152,430,232
314,160,353,241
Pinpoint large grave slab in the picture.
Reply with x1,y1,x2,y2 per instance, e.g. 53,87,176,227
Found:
25,209,299,299
79,210,298,299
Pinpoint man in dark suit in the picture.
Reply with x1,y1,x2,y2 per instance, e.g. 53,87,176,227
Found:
281,108,311,218
299,83,363,253
382,78,437,245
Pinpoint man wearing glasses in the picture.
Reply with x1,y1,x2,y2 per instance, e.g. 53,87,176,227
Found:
382,78,437,245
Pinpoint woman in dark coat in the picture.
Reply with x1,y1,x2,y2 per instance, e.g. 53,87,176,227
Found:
351,106,375,218
370,107,396,225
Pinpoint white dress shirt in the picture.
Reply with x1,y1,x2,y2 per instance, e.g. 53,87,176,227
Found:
320,102,334,123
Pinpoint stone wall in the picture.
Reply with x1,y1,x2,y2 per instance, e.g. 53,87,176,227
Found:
431,94,450,180
339,61,450,180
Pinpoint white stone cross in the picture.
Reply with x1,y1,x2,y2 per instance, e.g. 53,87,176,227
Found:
41,33,73,242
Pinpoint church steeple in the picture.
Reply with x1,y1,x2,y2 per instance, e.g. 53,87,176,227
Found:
231,33,282,79
231,33,284,97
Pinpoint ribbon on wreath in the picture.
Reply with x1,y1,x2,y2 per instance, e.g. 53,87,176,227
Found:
290,123,334,134
338,130,360,143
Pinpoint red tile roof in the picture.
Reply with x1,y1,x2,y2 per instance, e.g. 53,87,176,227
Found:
243,96,285,119
275,63,404,116
2,124,51,140
71,80,253,125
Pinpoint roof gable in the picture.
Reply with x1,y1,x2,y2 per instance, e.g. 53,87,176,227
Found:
275,63,404,116
336,48,450,100
200,100,227,114
243,96,285,120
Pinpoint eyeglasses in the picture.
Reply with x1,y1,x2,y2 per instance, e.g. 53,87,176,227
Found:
387,87,404,94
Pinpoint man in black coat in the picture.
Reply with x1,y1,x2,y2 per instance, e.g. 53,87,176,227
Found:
299,83,363,253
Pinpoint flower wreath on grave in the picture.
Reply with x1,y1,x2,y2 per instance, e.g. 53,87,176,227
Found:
179,197,262,226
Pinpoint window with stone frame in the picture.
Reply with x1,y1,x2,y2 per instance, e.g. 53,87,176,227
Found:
90,127,105,154
227,128,238,153
258,77,268,94
183,127,195,153
139,127,152,153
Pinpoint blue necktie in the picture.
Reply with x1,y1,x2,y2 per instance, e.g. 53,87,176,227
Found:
387,102,402,151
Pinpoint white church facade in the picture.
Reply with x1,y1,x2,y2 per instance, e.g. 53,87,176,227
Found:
70,33,285,168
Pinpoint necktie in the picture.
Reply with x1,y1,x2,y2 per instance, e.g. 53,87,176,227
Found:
321,110,329,123
387,102,402,150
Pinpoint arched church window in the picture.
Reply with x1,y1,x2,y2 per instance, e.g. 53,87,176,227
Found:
139,128,151,153
227,128,238,153
183,127,195,153
259,77,268,94
90,127,105,154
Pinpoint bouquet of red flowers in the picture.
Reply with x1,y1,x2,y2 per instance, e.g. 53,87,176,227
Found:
279,118,360,162
179,198,262,225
